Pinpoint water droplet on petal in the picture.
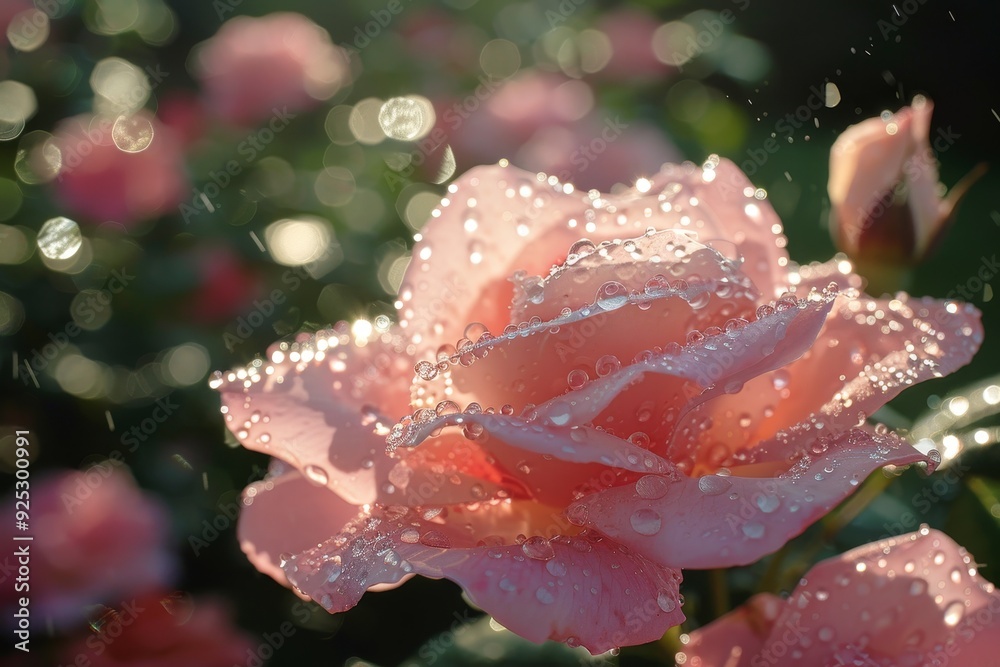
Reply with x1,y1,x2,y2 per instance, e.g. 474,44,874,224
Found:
697,475,732,495
499,577,517,592
630,508,662,535
595,354,621,377
755,494,780,513
419,530,451,548
567,368,590,390
741,521,765,539
304,465,329,486
414,360,438,380
535,586,555,605
546,559,568,577
635,475,670,500
400,528,420,544
656,590,676,612
596,281,629,311
521,536,555,561
943,600,964,627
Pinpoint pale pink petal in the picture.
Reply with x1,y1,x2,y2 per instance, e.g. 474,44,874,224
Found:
398,164,588,355
237,469,364,587
393,291,833,505
400,158,788,361
677,281,982,473
282,503,683,653
567,428,933,569
212,325,413,505
675,594,782,667
683,528,1000,665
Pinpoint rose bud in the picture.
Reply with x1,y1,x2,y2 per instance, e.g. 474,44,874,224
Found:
828,96,984,287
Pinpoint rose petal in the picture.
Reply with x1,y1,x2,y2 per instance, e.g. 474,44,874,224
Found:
213,325,413,505
398,164,588,354
686,291,982,467
509,229,755,324
237,469,365,588
675,593,782,667
682,528,1000,665
568,428,932,568
283,504,683,653
391,292,832,504
400,158,788,361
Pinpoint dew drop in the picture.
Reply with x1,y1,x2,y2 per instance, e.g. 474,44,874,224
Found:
755,494,780,513
567,368,590,390
499,577,517,592
656,590,676,612
414,360,438,380
535,586,556,605
521,536,556,561
596,281,629,311
635,475,669,500
565,503,589,526
741,521,765,539
419,530,451,548
400,528,420,544
304,465,329,486
817,626,836,642
546,559,568,577
697,475,732,496
630,508,662,535
595,354,621,377
943,601,964,627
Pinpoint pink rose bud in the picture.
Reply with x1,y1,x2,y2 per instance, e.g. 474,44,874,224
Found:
828,96,983,267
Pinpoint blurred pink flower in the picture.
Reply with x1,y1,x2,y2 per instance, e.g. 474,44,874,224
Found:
2,465,175,625
195,12,351,126
515,119,680,191
439,69,679,189
59,591,256,667
186,246,263,324
679,528,1000,665
157,91,208,148
595,8,673,81
828,96,981,267
217,158,981,652
51,112,187,226
398,8,483,75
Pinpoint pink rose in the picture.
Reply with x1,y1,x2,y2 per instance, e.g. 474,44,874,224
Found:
2,466,175,625
441,69,680,190
51,112,187,226
195,12,351,127
185,246,263,324
678,527,1000,665
59,591,256,667
595,9,674,82
216,158,980,652
828,96,981,267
